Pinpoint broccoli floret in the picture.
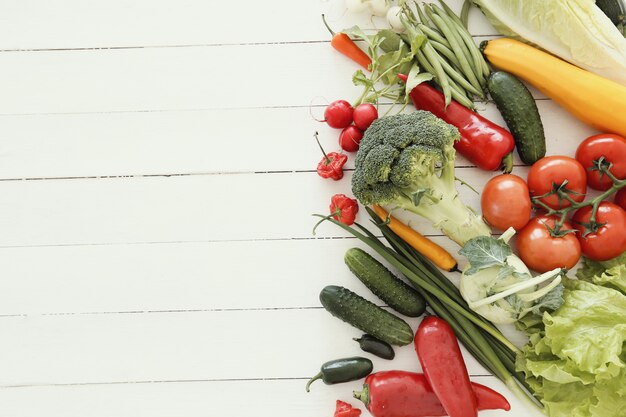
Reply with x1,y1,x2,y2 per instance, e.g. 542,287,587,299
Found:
352,111,490,245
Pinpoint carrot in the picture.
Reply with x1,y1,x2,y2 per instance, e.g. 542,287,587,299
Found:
322,15,371,71
373,205,458,271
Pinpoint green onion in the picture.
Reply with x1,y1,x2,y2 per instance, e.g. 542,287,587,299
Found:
312,210,543,412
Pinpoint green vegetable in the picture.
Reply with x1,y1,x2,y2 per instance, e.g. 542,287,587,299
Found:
344,247,426,317
459,232,564,324
487,71,546,164
471,0,626,86
351,112,491,246
576,251,626,293
305,357,373,392
319,285,414,346
353,334,395,360
313,209,541,411
516,278,626,416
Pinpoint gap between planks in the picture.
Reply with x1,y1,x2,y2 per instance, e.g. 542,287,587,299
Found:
0,374,495,389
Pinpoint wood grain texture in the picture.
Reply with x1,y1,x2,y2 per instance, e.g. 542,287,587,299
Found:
0,0,585,415
0,377,543,417
0,99,595,179
0,0,497,50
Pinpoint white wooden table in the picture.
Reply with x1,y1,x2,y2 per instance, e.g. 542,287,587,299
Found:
0,1,595,416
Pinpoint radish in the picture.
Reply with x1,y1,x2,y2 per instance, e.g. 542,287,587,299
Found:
339,125,364,152
353,103,378,130
387,6,404,31
324,100,354,129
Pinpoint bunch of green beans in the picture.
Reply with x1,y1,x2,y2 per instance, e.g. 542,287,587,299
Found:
401,1,490,109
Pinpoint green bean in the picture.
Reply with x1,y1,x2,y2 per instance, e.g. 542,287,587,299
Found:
416,43,452,106
438,0,467,29
461,0,472,28
426,5,483,94
437,50,484,97
449,80,476,109
438,2,491,82
417,23,449,46
415,3,430,25
429,40,461,68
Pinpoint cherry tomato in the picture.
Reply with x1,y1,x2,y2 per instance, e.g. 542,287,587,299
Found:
527,156,587,210
572,202,626,261
516,216,581,272
575,134,626,191
339,125,364,152
353,103,378,131
324,100,354,129
481,174,531,231
615,188,626,211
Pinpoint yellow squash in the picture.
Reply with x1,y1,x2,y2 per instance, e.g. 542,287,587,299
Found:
483,38,626,137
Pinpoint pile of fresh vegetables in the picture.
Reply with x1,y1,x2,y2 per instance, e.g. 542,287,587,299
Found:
309,0,626,416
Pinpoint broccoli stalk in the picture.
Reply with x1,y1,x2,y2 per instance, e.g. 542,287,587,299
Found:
352,111,490,246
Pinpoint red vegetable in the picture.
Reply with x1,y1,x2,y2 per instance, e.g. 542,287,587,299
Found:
325,100,354,129
415,316,477,417
481,174,532,231
322,15,371,71
334,400,361,417
528,156,587,210
517,216,581,272
315,132,348,181
575,134,626,191
353,103,378,131
339,125,364,152
615,188,626,210
330,194,359,226
572,202,626,261
353,371,510,417
399,75,514,172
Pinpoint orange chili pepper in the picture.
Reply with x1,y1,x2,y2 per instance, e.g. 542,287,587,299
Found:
322,15,371,71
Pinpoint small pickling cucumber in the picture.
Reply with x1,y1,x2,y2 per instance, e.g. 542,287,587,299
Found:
487,71,546,165
320,285,413,346
344,247,426,317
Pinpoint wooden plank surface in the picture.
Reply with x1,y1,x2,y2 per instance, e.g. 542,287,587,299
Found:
0,0,586,416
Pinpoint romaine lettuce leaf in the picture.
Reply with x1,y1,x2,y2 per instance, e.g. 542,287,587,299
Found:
472,0,626,85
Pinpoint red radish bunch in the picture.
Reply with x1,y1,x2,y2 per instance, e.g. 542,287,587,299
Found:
324,101,378,153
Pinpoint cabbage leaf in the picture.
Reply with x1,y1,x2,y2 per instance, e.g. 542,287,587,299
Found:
472,0,626,85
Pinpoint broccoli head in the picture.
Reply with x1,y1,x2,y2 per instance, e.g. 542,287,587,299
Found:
352,111,490,246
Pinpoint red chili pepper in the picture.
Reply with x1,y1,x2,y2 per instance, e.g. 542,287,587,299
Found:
398,74,514,172
334,400,362,417
353,371,510,417
322,15,371,71
315,132,348,181
330,194,359,225
415,316,478,417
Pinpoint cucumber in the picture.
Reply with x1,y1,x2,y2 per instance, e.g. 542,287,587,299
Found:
344,247,426,317
320,285,414,346
487,71,546,165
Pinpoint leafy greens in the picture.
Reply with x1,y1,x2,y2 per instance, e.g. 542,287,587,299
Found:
471,0,626,86
517,254,626,416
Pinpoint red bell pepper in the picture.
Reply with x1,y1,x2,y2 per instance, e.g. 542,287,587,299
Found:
415,316,478,417
353,371,510,417
398,75,514,172
334,400,362,417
